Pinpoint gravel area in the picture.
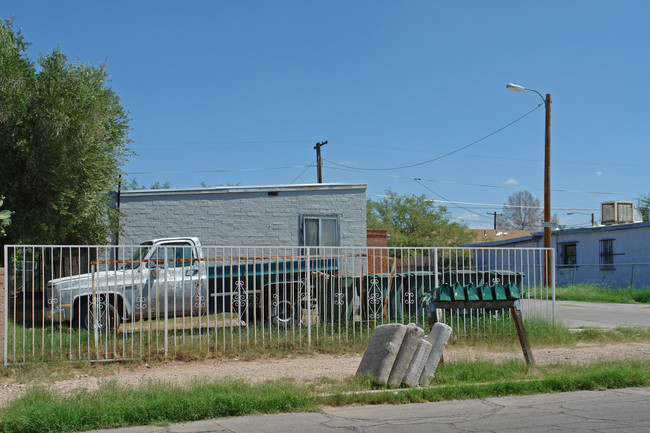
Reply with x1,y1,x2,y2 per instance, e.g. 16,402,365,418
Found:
1,342,649,407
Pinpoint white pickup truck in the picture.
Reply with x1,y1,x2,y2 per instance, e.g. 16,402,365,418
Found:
46,237,209,331
45,237,338,331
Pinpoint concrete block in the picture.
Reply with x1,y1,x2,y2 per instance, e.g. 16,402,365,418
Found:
419,322,453,386
355,323,407,385
402,338,432,387
387,324,425,387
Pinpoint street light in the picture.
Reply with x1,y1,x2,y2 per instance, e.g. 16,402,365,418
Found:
567,212,595,226
506,83,552,285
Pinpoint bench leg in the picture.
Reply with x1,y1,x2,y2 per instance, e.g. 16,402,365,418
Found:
510,307,535,368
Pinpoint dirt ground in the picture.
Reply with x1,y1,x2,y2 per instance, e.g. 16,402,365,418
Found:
2,341,649,408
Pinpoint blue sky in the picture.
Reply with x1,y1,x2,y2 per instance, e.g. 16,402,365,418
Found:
5,1,650,229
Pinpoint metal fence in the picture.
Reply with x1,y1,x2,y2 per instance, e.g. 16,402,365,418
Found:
3,244,554,364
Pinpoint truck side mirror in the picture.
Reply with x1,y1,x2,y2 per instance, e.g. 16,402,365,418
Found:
185,264,200,277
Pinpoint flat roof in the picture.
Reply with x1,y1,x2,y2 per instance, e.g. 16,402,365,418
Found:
115,183,367,197
465,221,650,247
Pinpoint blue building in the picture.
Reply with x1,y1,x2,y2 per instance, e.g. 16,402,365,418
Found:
465,222,650,288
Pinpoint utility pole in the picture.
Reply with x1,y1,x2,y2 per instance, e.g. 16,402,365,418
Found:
543,93,552,287
506,84,552,286
314,140,327,183
487,212,497,230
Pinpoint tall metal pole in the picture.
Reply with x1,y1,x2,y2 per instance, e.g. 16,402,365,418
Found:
543,94,552,286
314,140,327,183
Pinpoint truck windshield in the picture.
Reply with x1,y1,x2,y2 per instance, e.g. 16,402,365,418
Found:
124,243,152,269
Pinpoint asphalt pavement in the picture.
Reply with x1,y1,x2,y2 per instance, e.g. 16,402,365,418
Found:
554,300,649,328
87,387,650,433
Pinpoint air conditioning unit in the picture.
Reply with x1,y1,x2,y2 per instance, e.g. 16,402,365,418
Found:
600,201,639,225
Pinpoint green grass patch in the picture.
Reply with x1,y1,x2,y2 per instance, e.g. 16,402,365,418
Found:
2,359,647,433
4,316,650,372
0,378,318,433
3,319,375,364
320,359,650,406
555,284,650,304
438,315,650,349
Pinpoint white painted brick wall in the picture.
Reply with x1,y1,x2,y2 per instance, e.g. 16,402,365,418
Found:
117,184,366,247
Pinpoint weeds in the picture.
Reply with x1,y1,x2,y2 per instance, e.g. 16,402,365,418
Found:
0,378,317,433
2,359,647,433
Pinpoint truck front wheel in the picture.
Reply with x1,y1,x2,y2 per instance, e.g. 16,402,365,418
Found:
78,296,120,333
272,299,296,325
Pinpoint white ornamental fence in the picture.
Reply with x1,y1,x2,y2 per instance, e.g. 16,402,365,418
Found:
2,244,554,364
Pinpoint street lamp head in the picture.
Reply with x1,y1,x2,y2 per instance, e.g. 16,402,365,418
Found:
506,83,526,92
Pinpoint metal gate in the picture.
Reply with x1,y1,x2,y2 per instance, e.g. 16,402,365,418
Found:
3,244,554,364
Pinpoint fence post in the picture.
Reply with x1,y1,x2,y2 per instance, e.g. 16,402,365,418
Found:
305,248,311,347
1,265,5,365
164,250,169,358
551,249,556,325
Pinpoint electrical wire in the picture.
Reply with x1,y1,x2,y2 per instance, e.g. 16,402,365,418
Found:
366,194,600,211
125,165,312,175
289,160,317,184
324,102,544,171
412,179,493,220
324,164,642,197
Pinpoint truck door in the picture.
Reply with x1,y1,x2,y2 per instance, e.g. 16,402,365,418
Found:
148,242,207,318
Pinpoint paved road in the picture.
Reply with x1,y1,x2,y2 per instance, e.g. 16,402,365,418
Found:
553,300,649,328
89,387,650,433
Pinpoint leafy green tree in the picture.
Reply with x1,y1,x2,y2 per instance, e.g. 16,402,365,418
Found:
367,189,473,247
0,19,131,246
0,196,13,237
123,178,171,190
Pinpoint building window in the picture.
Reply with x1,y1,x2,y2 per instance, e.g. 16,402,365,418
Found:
559,242,577,266
301,215,339,247
599,238,615,270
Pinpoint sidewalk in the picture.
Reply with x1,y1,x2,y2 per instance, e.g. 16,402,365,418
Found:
86,387,650,433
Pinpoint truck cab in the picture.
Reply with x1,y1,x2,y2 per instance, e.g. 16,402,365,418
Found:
46,237,208,332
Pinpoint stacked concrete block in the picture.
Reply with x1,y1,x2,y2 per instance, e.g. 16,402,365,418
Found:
355,323,407,385
357,321,453,388
419,322,453,386
402,338,433,387
387,324,425,387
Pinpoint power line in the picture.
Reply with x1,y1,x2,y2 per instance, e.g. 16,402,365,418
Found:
325,165,643,197
366,194,600,211
412,179,493,221
289,160,317,184
135,139,309,145
124,165,312,176
325,102,543,171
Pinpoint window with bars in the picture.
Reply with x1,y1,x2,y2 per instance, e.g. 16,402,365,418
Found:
599,238,615,270
559,242,577,266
